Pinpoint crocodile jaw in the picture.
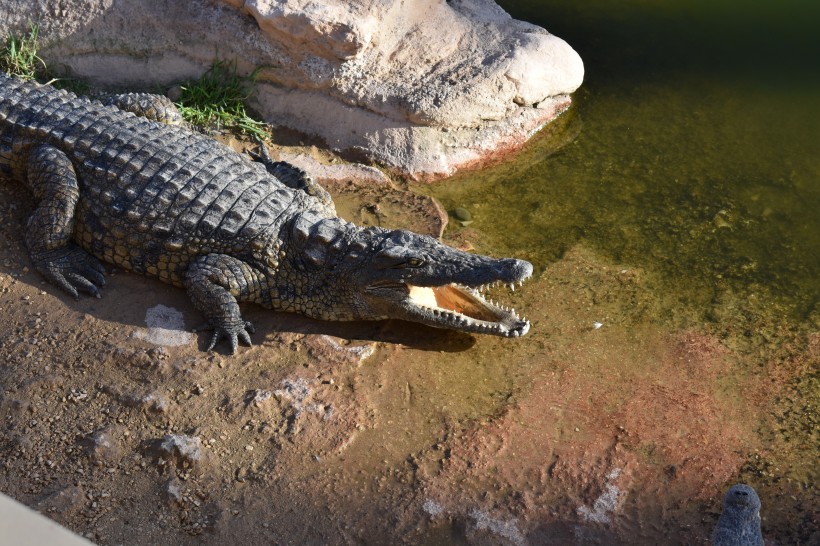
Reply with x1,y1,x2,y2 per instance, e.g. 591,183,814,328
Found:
393,280,531,337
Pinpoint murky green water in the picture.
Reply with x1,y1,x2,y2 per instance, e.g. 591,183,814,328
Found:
405,4,819,539
422,0,820,323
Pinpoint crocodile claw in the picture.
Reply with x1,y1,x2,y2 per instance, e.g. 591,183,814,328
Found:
203,321,255,354
35,245,106,299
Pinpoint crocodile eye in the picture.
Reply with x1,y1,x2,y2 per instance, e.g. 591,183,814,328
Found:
374,247,425,269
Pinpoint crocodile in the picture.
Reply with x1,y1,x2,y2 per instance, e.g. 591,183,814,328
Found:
0,72,532,352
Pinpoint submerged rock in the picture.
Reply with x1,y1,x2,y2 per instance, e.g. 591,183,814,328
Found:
0,0,583,178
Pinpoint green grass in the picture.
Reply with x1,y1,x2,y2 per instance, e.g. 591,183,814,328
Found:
0,25,45,80
2,28,267,139
0,25,86,92
175,61,268,138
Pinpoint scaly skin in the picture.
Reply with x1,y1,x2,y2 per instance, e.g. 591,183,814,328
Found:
101,92,184,126
1,73,533,353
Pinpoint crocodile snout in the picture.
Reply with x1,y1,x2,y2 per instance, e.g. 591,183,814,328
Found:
500,258,533,283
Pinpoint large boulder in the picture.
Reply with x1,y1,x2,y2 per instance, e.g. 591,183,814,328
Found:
0,0,583,179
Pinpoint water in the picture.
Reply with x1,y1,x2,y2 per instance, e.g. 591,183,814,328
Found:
2,5,816,544
404,1,818,542
422,0,820,322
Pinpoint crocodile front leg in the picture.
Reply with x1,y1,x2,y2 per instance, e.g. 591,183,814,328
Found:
185,254,268,354
102,93,184,125
24,144,106,298
249,141,335,213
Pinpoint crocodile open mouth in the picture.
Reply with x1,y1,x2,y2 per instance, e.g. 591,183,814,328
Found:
403,280,531,337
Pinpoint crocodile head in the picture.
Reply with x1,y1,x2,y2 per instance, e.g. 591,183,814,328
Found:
283,215,533,337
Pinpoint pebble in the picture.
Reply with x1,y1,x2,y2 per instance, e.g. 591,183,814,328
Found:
452,207,472,222
166,85,183,102
248,389,273,408
165,477,184,504
149,434,205,469
81,429,121,465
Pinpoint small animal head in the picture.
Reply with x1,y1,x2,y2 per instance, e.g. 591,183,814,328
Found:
722,484,761,514
282,214,533,336
712,484,763,546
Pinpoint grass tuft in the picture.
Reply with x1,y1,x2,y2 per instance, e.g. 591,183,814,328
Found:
1,30,267,140
176,61,268,139
1,25,46,81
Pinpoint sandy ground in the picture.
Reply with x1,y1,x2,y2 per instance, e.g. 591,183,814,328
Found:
0,139,817,545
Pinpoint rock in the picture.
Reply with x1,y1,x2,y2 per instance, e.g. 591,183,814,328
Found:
246,389,274,408
0,0,583,179
577,467,625,525
422,499,444,518
277,151,392,187
144,434,206,470
712,484,764,546
274,378,313,413
79,428,122,466
164,477,185,506
132,304,193,347
276,152,448,237
272,377,336,435
466,509,526,546
36,485,86,523
453,207,472,222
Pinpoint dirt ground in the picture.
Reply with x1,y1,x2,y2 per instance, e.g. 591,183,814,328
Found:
0,140,817,545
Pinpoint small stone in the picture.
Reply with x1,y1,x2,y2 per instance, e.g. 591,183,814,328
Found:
166,85,183,102
164,477,184,505
145,434,205,470
80,429,122,466
133,305,193,347
36,485,86,523
248,389,273,408
452,207,472,222
423,499,444,518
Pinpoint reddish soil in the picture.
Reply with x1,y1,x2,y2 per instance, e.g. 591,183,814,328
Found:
0,150,816,545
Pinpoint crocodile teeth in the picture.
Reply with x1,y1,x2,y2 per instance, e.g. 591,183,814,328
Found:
403,279,530,338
